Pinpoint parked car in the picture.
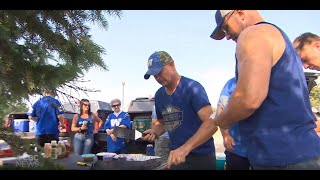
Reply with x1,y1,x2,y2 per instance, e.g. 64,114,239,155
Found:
305,72,320,93
0,140,13,158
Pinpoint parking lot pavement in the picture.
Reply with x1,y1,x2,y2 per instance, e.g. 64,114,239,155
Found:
15,132,35,139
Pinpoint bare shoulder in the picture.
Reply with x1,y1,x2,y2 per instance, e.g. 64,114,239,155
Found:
236,23,284,61
238,24,282,47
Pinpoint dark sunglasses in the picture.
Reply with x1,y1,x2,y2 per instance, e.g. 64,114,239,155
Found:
112,104,121,108
83,103,90,107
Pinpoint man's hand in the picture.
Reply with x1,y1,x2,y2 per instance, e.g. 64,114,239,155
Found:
166,146,190,169
222,133,235,151
141,129,158,142
59,123,65,130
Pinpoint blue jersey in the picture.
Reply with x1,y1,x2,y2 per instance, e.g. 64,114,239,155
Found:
235,22,320,167
77,114,94,134
218,77,247,158
31,96,64,136
155,76,214,155
104,111,131,153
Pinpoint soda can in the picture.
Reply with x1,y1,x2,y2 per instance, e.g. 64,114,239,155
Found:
83,121,88,126
146,144,155,156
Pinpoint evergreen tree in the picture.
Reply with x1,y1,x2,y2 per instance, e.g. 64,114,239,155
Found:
310,85,320,110
0,11,122,167
0,10,122,104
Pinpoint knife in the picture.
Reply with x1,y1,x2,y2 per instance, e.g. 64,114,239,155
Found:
112,126,146,140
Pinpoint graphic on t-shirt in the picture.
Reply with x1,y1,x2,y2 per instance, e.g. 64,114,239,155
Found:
162,105,183,132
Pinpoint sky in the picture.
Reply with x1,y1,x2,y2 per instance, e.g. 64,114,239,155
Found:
28,10,320,111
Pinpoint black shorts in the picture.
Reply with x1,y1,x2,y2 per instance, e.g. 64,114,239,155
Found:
225,151,251,170
36,134,58,147
169,153,216,170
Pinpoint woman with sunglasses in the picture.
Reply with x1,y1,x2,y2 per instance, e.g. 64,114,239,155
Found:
104,98,131,154
71,99,103,155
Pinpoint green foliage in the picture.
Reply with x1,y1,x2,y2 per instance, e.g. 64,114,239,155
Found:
0,100,28,126
310,84,320,110
0,10,122,169
0,10,122,104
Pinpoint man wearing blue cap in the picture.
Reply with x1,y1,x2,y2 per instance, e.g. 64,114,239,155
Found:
142,51,218,170
210,10,320,170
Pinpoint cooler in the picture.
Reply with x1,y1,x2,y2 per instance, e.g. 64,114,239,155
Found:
14,119,29,132
216,152,226,170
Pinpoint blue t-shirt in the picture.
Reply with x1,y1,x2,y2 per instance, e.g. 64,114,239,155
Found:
77,114,94,134
31,96,64,136
151,106,169,139
235,22,320,167
104,111,131,153
218,77,247,158
155,76,214,155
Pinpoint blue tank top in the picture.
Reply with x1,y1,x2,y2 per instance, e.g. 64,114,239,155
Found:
235,22,320,167
77,114,94,134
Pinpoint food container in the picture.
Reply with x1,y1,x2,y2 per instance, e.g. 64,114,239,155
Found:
96,152,117,160
81,154,96,162
103,156,113,162
117,154,127,161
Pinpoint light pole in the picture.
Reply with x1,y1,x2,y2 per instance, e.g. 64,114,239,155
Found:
122,81,125,111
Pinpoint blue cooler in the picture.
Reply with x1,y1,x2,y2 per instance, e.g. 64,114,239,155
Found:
14,119,29,132
216,152,226,170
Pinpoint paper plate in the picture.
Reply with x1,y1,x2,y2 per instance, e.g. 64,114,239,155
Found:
96,152,117,157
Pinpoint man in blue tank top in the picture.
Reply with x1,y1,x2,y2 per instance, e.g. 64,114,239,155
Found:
216,77,251,170
28,89,65,147
142,51,218,170
210,10,320,169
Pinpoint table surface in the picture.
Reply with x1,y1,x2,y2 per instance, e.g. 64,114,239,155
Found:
53,154,165,170
1,153,165,170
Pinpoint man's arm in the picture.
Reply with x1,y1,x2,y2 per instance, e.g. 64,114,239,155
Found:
178,105,218,155
57,114,65,127
315,119,320,137
28,116,37,121
142,119,166,142
216,105,235,151
214,25,276,129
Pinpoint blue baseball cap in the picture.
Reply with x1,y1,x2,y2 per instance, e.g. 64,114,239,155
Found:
210,10,233,40
144,51,172,80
